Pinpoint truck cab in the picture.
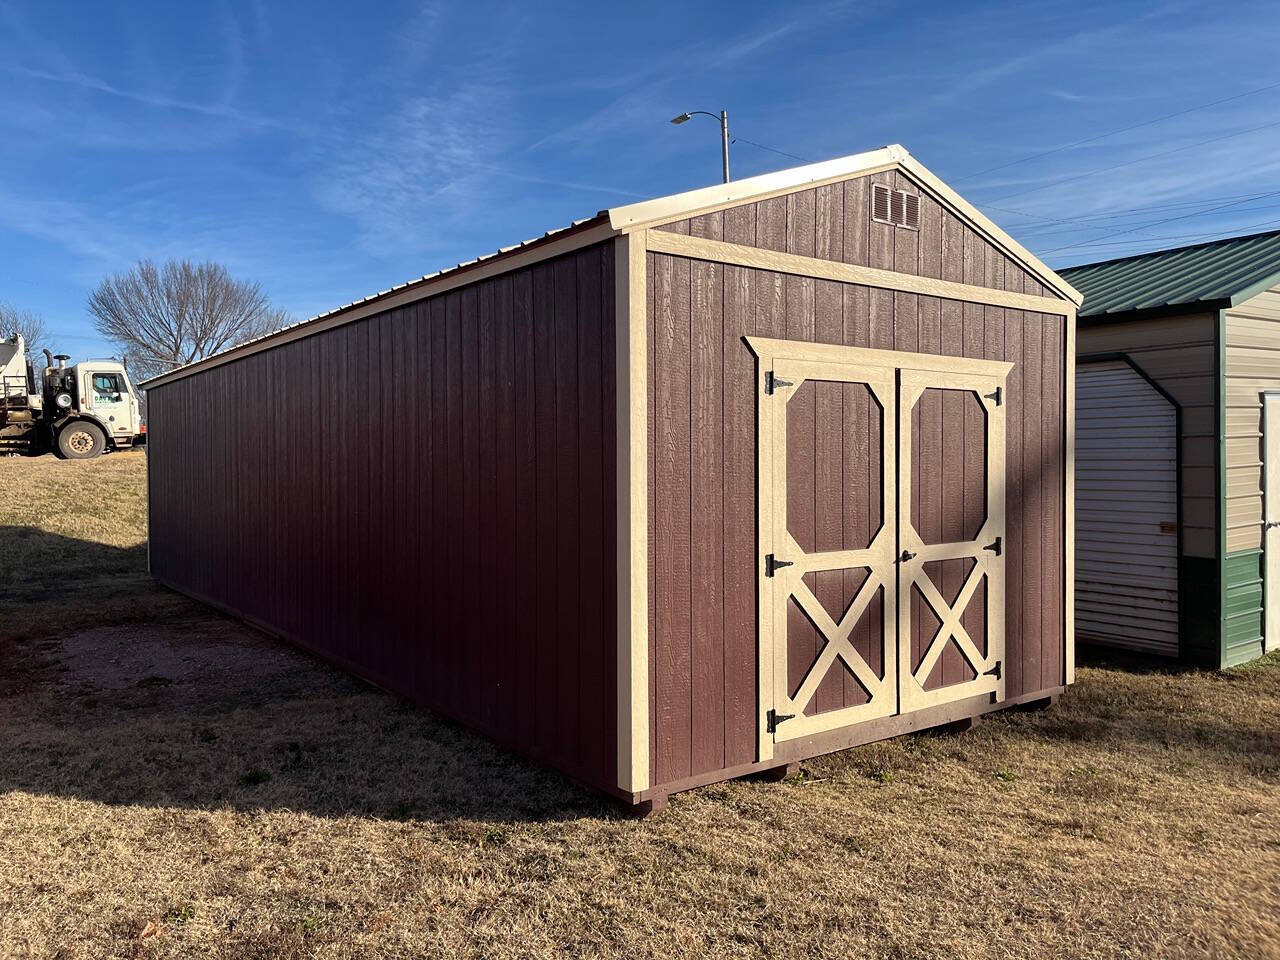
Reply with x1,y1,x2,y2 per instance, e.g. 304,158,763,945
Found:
0,336,145,458
46,356,144,458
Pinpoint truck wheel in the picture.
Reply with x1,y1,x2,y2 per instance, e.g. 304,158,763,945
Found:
57,422,106,459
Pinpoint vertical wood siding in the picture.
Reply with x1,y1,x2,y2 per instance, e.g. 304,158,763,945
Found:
656,169,1048,297
785,379,885,714
147,243,620,795
647,174,1068,788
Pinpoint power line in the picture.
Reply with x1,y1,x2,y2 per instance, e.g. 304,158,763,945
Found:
731,136,814,164
1048,216,1280,251
1038,187,1280,256
1013,199,1280,241
720,127,1280,260
954,79,1280,184
987,192,1276,227
990,116,1280,203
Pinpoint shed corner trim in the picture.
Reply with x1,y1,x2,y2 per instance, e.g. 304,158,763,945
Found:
615,230,650,794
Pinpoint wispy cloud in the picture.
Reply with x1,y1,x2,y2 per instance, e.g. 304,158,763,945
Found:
5,64,290,130
0,189,138,266
1043,88,1155,104
313,85,512,250
527,0,867,154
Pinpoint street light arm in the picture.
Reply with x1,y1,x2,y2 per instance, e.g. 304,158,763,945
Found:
670,108,730,183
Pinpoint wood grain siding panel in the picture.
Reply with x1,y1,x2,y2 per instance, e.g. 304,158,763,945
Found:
690,247,725,774
1078,312,1217,558
656,169,1052,298
651,251,693,785
1225,286,1280,553
145,242,620,797
648,253,1067,789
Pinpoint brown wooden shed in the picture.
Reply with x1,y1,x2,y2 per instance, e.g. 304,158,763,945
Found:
144,145,1082,811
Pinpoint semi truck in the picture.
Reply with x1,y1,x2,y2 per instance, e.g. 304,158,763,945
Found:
0,335,145,458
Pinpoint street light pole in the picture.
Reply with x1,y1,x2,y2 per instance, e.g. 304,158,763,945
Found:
670,109,731,183
719,109,730,184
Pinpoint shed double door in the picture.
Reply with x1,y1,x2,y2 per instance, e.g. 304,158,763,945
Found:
749,338,1011,754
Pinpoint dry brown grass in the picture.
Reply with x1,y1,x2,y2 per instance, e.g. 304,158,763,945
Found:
1,451,1278,959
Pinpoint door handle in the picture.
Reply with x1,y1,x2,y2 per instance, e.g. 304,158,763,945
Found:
899,550,916,563
1267,521,1280,530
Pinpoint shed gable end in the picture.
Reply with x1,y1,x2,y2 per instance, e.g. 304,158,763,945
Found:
654,168,1049,298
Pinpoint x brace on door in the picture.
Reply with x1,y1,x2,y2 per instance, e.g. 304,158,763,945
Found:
747,337,1011,762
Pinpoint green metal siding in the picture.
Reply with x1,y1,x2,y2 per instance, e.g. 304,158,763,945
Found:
1061,229,1280,319
1224,549,1265,666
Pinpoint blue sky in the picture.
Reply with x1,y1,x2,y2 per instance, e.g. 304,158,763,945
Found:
3,0,1280,358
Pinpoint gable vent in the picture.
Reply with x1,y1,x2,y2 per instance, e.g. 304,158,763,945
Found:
902,192,920,229
872,183,891,224
871,183,920,230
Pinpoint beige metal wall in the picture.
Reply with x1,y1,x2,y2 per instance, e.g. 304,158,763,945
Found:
1225,284,1280,553
1077,312,1217,558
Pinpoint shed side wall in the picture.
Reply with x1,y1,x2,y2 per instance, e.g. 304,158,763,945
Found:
147,242,620,794
647,239,1066,789
1223,283,1280,664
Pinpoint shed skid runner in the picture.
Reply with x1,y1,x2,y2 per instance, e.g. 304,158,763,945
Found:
145,146,1079,810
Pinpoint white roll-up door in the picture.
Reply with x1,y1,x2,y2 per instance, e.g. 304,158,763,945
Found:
1076,359,1179,656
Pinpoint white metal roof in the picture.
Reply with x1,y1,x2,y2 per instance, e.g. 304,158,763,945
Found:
143,145,1079,389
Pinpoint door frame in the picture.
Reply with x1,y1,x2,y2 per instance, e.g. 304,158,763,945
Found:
746,336,1013,762
896,365,1008,712
757,352,900,744
1077,352,1184,658
1263,391,1280,653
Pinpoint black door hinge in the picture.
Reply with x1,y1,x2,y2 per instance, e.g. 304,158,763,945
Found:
764,371,794,395
767,709,795,733
984,536,1002,556
765,553,794,577
984,386,1002,406
984,661,1002,680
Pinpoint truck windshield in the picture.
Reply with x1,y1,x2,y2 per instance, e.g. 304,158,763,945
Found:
92,373,123,402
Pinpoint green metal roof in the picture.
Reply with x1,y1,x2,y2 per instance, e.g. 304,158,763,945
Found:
1058,228,1280,319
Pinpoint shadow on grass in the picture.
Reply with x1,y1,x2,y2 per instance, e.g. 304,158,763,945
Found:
1075,642,1202,675
1002,648,1280,781
0,526,615,825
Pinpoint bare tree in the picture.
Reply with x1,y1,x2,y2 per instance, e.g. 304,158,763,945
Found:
0,301,49,354
87,259,291,382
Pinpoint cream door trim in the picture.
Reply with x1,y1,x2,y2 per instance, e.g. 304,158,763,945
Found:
748,336,1014,753
746,337,1014,381
760,356,899,746
896,368,1008,713
1264,392,1280,653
